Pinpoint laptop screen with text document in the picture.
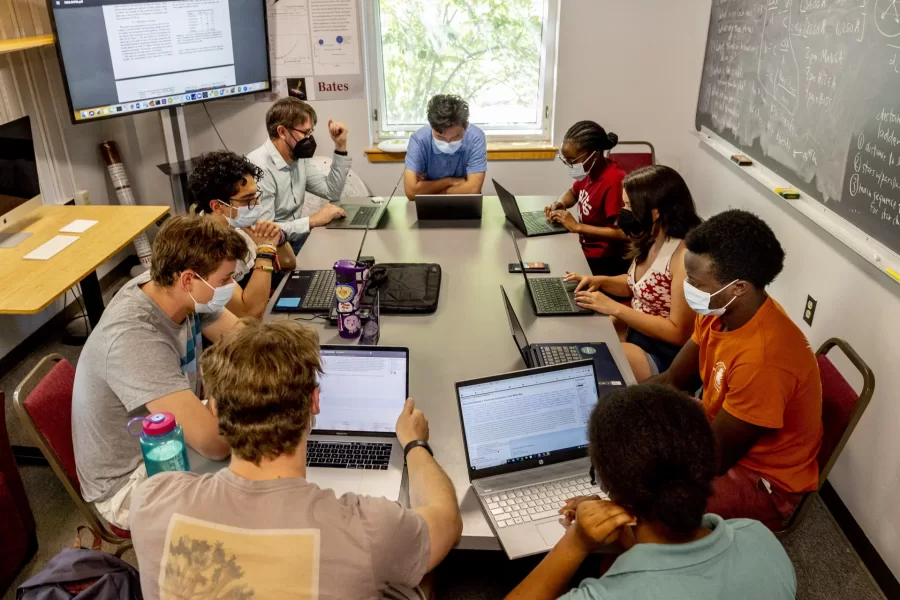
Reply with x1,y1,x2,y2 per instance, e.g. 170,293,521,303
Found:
315,347,409,436
456,361,600,479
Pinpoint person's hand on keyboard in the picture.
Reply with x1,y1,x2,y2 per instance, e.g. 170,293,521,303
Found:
564,272,604,293
309,204,347,228
575,290,620,316
569,500,636,551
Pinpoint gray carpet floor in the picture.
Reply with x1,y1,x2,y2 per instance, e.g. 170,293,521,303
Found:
1,314,888,599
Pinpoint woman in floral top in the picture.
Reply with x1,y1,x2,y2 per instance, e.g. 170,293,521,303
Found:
565,166,702,381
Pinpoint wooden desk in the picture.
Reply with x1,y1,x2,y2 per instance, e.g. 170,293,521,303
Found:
0,205,170,326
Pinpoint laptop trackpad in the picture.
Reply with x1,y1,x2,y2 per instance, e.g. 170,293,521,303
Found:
537,520,567,546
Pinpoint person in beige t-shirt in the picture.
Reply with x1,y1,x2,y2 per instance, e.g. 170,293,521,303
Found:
129,320,462,600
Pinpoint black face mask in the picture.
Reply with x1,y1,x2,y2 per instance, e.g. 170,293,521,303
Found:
290,134,317,160
618,209,646,237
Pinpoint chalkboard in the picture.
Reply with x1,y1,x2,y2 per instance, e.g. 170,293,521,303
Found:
696,0,900,256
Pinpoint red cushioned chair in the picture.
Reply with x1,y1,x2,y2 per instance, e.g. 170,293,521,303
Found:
775,338,875,535
607,141,656,175
0,390,37,591
13,355,132,555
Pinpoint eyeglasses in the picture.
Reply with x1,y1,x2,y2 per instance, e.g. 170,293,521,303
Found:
290,127,314,140
221,191,261,208
557,150,593,169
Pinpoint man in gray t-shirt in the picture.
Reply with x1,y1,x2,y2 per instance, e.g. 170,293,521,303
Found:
72,215,248,528
130,320,463,600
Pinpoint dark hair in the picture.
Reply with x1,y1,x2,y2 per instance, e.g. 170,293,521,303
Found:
188,151,263,214
623,165,702,263
563,120,618,153
684,209,785,288
150,215,248,287
589,385,716,537
266,97,318,138
427,94,470,132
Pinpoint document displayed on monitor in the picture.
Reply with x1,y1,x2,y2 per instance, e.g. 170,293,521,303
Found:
102,0,235,102
316,349,408,433
458,364,599,471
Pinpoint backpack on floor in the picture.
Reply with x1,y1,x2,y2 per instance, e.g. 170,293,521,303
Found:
16,528,142,600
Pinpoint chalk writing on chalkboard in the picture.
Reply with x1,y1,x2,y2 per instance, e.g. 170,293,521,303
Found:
697,0,900,255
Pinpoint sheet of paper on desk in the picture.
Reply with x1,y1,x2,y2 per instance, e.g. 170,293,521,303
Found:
59,219,98,233
23,235,79,260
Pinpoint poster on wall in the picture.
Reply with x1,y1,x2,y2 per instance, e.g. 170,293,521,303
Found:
266,0,364,100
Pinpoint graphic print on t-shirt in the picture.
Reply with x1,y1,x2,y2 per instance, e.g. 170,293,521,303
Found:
577,189,593,217
159,515,320,599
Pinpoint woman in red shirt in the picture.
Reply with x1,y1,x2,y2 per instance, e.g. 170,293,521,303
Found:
544,121,629,276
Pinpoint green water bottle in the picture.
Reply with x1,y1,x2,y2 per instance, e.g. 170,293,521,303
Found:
127,412,190,477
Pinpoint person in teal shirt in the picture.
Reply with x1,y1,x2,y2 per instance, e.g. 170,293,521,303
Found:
506,384,796,600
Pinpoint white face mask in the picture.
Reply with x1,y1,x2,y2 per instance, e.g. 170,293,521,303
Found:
190,274,236,314
565,151,596,180
683,279,738,316
220,201,262,229
433,137,463,155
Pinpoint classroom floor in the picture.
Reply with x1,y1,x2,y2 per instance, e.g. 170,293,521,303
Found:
1,320,888,600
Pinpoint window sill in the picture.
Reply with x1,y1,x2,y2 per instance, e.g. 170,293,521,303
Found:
364,142,558,163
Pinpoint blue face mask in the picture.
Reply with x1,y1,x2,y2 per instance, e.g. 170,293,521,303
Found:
433,137,463,155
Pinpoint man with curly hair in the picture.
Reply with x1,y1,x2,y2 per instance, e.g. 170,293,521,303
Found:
403,94,487,201
189,150,296,319
647,209,822,527
248,98,350,250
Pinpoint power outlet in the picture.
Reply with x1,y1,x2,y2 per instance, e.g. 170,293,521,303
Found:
803,295,817,326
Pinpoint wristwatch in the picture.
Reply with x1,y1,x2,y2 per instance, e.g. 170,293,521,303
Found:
334,149,348,156
403,440,433,462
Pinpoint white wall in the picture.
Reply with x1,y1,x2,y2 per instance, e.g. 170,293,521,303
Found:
10,0,898,578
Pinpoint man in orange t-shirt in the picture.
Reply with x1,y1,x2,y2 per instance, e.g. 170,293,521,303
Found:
650,209,822,527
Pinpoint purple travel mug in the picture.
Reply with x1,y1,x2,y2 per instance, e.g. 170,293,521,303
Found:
334,259,369,339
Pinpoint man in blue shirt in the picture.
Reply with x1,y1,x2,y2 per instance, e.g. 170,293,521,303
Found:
403,94,487,200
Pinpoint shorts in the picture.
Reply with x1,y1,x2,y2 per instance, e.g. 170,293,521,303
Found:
625,327,681,374
93,464,148,530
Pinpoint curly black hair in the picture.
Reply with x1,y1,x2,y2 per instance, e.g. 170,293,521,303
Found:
427,94,469,132
563,121,618,153
188,151,264,214
589,384,716,537
684,209,785,288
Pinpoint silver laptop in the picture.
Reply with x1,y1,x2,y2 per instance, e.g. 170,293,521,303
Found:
307,346,409,499
415,194,483,220
455,361,607,559
326,196,392,229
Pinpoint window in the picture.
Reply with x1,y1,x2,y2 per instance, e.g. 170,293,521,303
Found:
365,0,559,142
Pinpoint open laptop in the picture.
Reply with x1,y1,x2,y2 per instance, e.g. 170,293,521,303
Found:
510,229,591,316
456,361,608,559
273,226,370,313
500,285,626,391
306,345,409,499
415,194,483,220
494,179,567,237
326,195,392,229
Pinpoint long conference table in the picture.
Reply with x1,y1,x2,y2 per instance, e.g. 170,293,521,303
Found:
191,195,636,551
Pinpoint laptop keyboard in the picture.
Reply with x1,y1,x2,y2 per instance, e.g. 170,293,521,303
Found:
539,345,582,365
306,441,392,469
303,270,336,310
530,278,574,313
351,206,377,226
523,211,562,234
486,475,604,528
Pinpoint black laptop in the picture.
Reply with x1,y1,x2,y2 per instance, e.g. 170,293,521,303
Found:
510,229,591,316
273,226,370,313
326,196,391,229
415,194,483,220
500,285,626,390
494,179,567,237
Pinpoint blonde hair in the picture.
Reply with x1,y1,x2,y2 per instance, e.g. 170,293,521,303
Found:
149,215,247,287
201,320,322,464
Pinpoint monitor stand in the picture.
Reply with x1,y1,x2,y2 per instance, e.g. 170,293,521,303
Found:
0,231,32,248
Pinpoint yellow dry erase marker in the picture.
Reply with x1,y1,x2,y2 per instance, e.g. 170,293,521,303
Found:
886,268,900,282
775,187,800,199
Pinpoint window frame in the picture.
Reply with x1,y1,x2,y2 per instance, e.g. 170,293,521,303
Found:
362,0,559,144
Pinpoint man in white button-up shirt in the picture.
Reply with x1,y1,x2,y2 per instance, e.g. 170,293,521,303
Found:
248,98,350,249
